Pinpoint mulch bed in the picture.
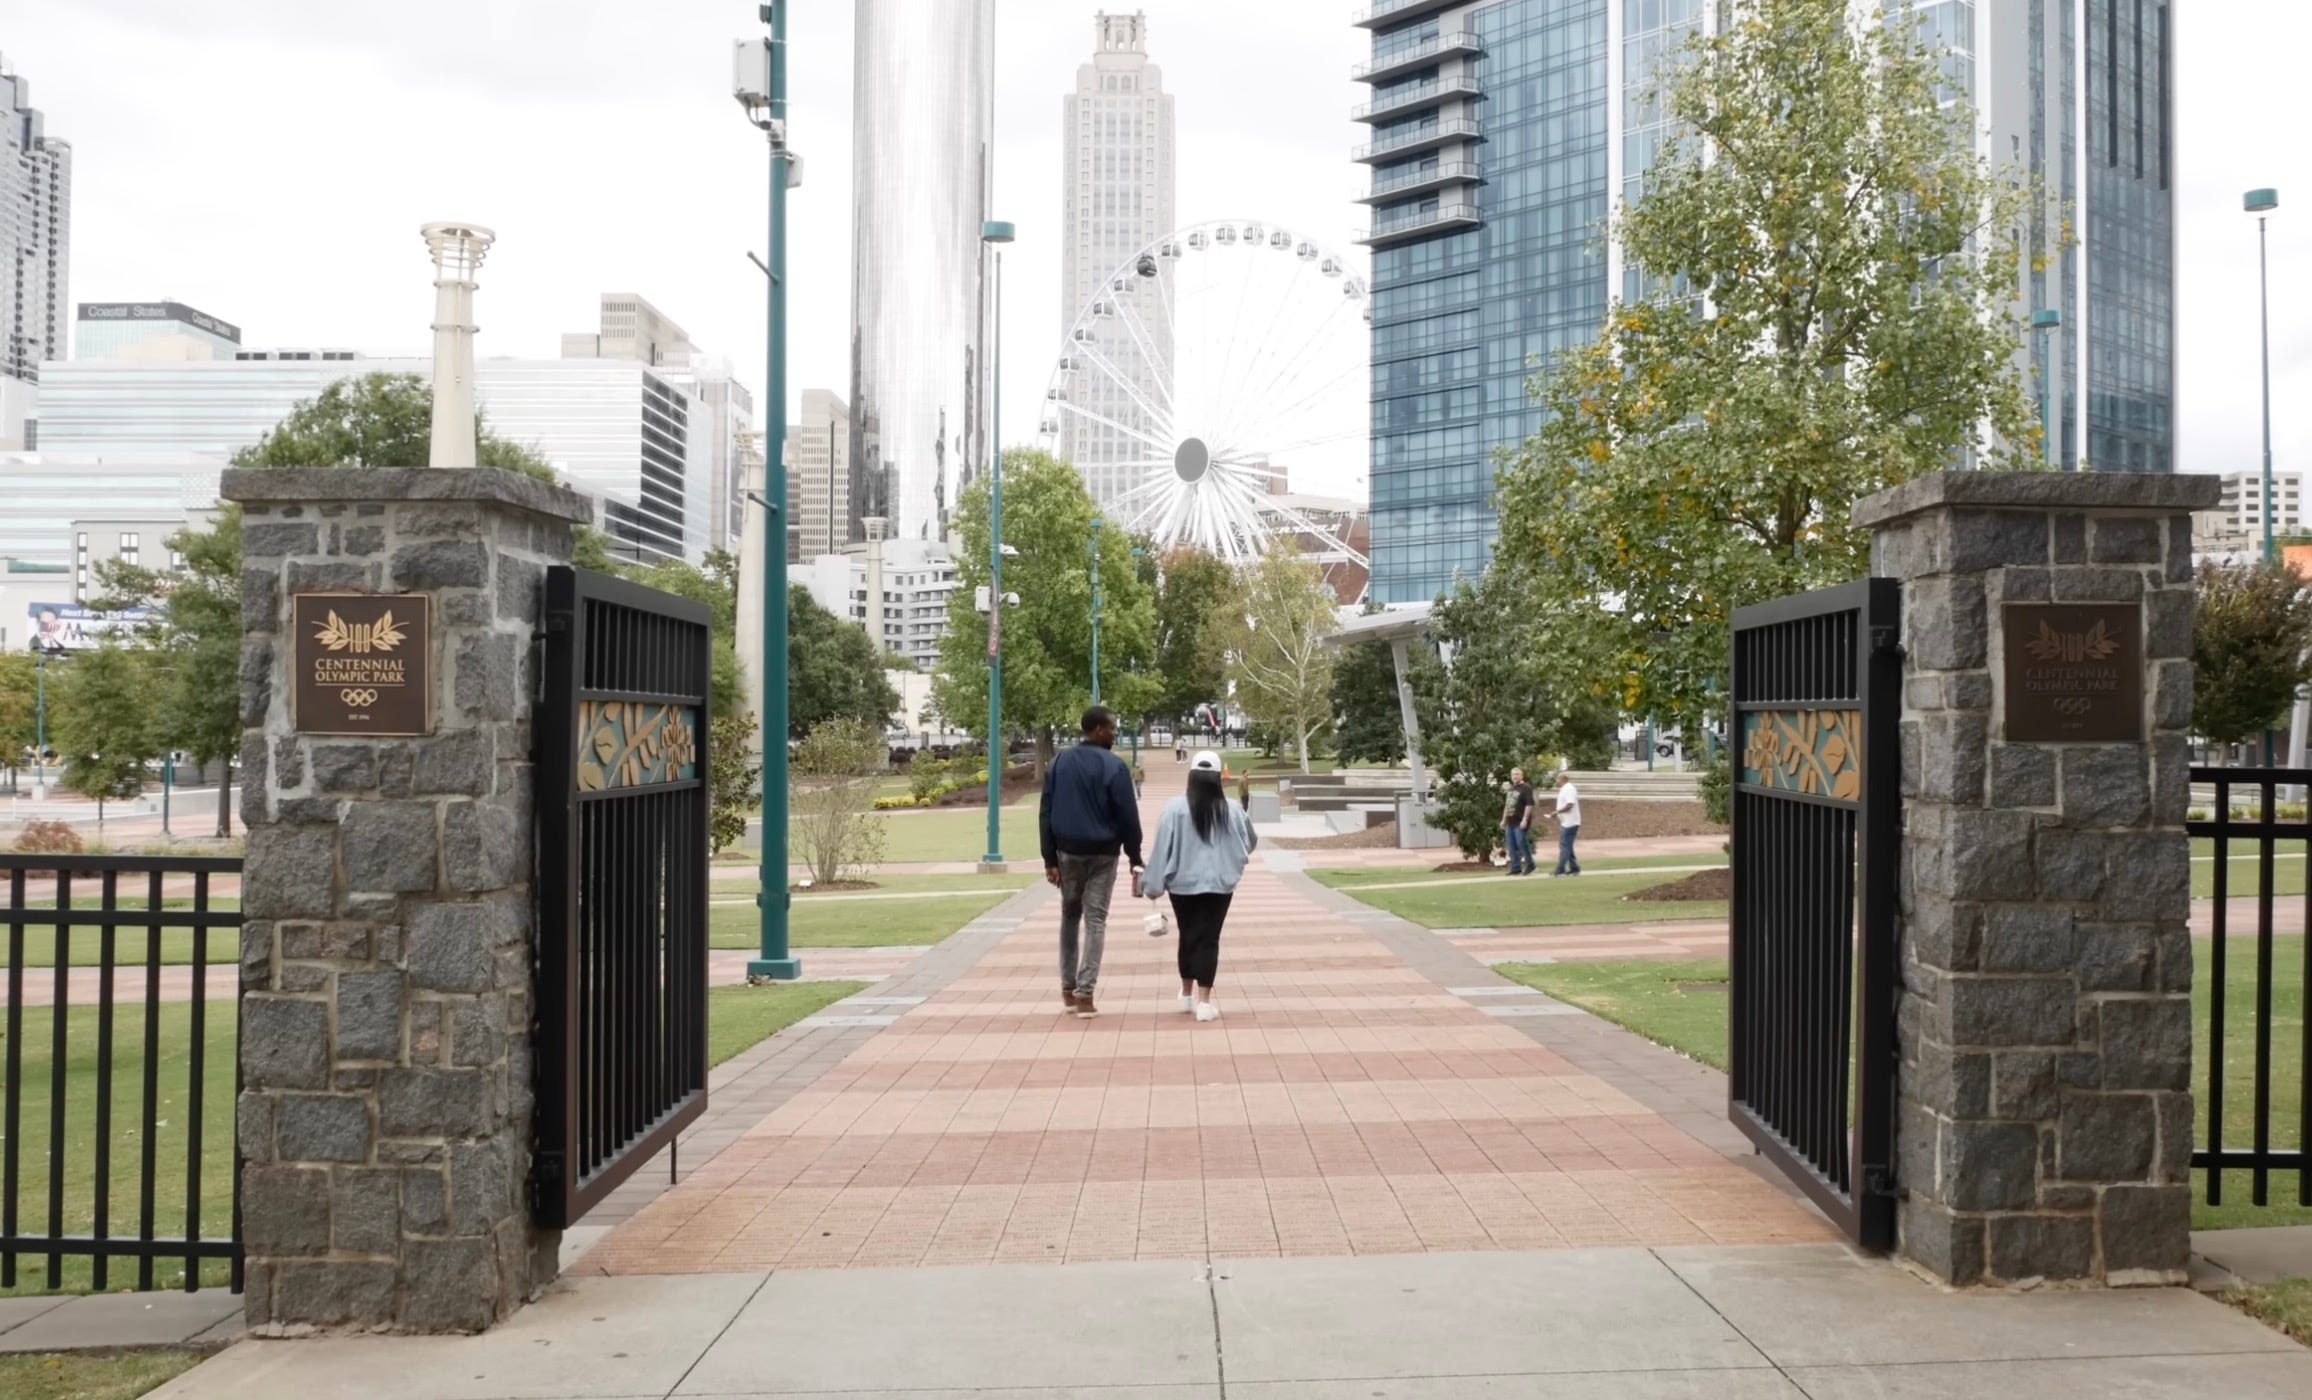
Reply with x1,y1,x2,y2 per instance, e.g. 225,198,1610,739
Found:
926,766,1040,808
1269,821,1402,851
1628,866,1733,902
792,879,878,892
1577,800,1726,841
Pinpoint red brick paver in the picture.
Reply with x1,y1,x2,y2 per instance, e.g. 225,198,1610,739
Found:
577,863,1827,1275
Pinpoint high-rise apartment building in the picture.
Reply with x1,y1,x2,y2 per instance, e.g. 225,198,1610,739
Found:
851,0,995,547
1059,11,1177,510
2,56,71,449
793,388,852,561
1356,0,2176,603
74,301,241,361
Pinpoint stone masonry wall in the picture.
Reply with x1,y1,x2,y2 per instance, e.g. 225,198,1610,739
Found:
229,468,588,1332
1858,471,2218,1288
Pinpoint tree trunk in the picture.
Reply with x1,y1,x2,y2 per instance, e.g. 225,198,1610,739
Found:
1033,729,1055,778
215,764,233,838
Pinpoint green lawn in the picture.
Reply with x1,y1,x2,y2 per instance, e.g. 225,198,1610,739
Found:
774,872,1035,895
1498,938,2308,1232
709,891,1012,949
1313,854,1726,890
2192,842,2309,900
782,799,1044,867
2228,1278,2312,1347
0,925,241,971
707,982,866,1066
0,1351,205,1400
0,1002,238,1298
1315,869,1726,928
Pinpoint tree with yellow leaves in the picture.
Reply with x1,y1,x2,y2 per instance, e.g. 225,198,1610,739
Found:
1497,0,2045,735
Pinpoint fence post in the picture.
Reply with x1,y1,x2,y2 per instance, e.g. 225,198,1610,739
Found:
228,468,588,1332
1854,471,2218,1287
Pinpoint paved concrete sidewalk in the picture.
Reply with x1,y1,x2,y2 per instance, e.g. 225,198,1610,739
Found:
0,1288,240,1353
150,1245,2311,1398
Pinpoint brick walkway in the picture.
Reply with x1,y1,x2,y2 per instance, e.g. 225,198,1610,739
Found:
576,847,1828,1275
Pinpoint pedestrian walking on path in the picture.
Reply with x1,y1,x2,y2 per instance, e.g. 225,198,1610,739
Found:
1040,705,1144,1018
1141,749,1257,1022
1503,767,1537,875
1551,770,1583,877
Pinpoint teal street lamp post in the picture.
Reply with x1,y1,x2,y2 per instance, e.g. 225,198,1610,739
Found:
1089,519,1103,707
2248,189,2280,565
737,3,798,979
981,219,1015,871
2030,308,2061,468
32,645,51,800
161,753,174,838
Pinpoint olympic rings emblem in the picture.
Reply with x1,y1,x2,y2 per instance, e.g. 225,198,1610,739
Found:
340,688,380,708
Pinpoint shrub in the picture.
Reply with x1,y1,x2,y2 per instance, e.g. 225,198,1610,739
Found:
792,720,887,884
13,819,84,856
1697,749,1733,827
707,713,761,856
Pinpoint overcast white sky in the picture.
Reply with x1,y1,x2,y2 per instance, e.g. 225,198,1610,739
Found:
9,1,2307,483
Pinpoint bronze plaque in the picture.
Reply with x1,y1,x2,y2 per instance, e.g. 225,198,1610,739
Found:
2002,603,2143,743
292,593,433,736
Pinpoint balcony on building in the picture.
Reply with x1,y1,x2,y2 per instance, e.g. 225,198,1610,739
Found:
1353,29,1484,84
1354,117,1483,164
1353,0,1466,30
1359,160,1485,205
1356,201,1484,248
1354,71,1483,123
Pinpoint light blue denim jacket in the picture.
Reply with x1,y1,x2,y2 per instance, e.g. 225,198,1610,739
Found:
1139,795,1259,899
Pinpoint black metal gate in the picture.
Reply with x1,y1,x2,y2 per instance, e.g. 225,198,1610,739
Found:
533,566,713,1228
1728,579,1901,1248
2187,767,2308,1208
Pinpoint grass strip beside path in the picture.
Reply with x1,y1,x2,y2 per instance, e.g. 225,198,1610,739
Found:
708,892,1010,949
0,1351,206,1400
707,982,866,1067
2226,1278,2312,1347
1318,869,1727,928
1497,959,1732,1071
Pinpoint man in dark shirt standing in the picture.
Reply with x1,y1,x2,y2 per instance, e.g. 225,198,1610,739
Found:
1503,767,1537,876
1040,706,1144,1018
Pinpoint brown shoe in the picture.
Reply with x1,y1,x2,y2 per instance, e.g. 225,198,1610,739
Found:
1074,990,1099,1019
1062,989,1080,1012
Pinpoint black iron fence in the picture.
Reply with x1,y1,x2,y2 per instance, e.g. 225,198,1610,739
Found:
1726,579,1902,1249
2188,767,2309,1208
533,566,713,1229
1,854,243,1293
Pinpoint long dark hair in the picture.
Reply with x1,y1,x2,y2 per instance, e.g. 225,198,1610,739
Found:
1187,768,1228,843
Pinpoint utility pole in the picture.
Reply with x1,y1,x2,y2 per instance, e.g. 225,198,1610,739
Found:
736,5,798,978
1090,520,1103,706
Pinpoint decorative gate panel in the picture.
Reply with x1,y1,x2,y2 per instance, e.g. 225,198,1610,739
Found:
1728,578,1901,1248
533,567,713,1228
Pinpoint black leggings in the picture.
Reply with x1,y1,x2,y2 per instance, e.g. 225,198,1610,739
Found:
1170,891,1233,988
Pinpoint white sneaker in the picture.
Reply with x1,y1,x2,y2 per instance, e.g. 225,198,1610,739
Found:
1178,995,1197,1014
1194,1001,1220,1022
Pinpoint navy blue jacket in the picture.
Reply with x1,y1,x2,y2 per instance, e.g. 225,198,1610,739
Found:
1039,742,1144,868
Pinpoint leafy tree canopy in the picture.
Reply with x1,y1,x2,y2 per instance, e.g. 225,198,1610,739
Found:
1214,542,1339,774
1496,0,2044,735
231,371,555,482
789,584,901,739
50,643,162,815
92,514,245,833
2193,561,2312,747
1151,547,1233,724
1332,604,1406,768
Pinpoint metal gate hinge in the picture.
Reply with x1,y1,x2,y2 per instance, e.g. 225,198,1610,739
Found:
1869,625,1903,657
1864,1167,1906,1202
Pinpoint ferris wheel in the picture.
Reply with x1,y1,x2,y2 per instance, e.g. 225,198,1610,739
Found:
1038,219,1371,570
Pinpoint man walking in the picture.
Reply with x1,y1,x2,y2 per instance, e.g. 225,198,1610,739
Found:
1041,706,1144,1018
1550,770,1583,877
1502,767,1536,875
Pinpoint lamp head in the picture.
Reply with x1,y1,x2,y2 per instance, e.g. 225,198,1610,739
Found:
2246,188,2280,213
982,220,1016,244
2031,309,2061,329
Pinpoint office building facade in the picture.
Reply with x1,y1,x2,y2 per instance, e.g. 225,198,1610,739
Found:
793,388,852,561
74,301,241,361
1059,11,1177,509
789,536,957,674
3,56,71,448
563,293,752,553
851,0,995,547
1357,0,2177,602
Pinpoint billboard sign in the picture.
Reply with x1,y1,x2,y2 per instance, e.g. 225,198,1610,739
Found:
25,602,152,654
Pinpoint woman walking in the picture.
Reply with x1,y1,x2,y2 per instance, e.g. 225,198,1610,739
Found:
1141,750,1258,1022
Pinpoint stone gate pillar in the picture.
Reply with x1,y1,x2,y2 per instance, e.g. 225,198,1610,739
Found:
1855,471,2218,1287
229,468,590,1332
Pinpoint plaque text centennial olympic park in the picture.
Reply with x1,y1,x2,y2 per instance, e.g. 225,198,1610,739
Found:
2000,602,2144,744
291,593,433,736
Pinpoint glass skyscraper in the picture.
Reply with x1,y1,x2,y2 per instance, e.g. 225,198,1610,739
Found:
1357,0,2176,603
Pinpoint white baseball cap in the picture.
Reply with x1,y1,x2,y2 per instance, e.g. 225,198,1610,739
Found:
1190,750,1223,772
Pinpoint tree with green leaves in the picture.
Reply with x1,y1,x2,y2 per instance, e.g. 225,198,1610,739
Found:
1330,606,1406,768
1214,542,1338,774
1496,0,2043,740
708,712,761,855
1151,547,1232,727
2193,561,2312,754
232,371,555,480
1413,567,1620,860
932,448,1159,770
0,653,35,787
788,584,900,738
93,517,244,835
50,643,161,828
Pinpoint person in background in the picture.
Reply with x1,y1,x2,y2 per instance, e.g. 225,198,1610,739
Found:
1142,750,1257,1022
1039,706,1144,1018
1503,767,1536,875
1550,770,1583,877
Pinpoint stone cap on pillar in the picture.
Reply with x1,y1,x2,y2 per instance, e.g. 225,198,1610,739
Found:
222,466,595,526
1853,470,2219,532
